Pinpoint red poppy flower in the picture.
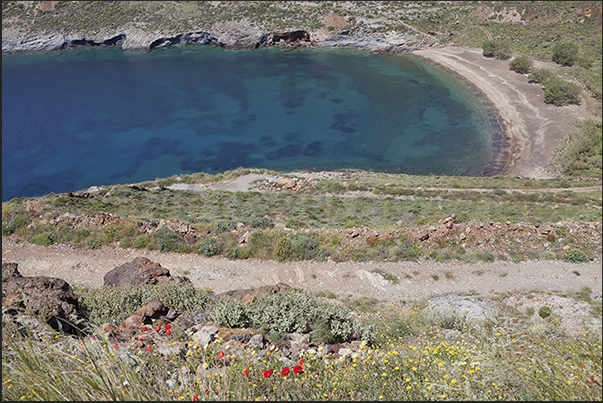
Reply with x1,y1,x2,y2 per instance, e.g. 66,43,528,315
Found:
281,367,290,376
192,395,199,401
166,329,172,336
298,359,305,365
165,324,171,330
155,325,161,332
263,370,273,378
293,365,303,374
113,343,119,349
218,351,224,359
242,369,248,376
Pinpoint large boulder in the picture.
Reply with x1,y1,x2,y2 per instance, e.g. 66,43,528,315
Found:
2,274,80,333
103,257,190,287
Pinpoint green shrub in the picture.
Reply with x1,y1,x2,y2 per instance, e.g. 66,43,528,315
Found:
563,248,590,263
231,245,252,259
210,297,251,328
211,219,232,233
3,215,30,235
132,235,151,249
544,78,582,106
2,222,11,236
509,55,533,74
289,232,319,260
482,39,511,60
551,119,602,178
241,288,369,343
552,42,579,66
198,237,219,257
528,68,556,84
538,306,552,319
74,282,213,325
247,216,274,229
32,231,56,246
151,227,186,253
273,237,294,261
248,229,282,259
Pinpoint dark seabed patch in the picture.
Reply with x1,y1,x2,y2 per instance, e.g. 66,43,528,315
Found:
2,46,503,201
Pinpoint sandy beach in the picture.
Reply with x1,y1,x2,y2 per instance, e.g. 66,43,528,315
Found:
412,46,600,179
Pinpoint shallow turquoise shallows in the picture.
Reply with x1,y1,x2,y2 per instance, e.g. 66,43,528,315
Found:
2,45,503,201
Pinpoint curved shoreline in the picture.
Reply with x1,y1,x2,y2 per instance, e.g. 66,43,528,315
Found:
2,40,591,180
412,47,531,177
411,46,599,179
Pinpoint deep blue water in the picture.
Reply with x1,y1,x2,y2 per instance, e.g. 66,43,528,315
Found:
2,45,503,202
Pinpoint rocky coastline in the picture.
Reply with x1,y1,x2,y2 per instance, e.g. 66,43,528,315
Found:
1,24,433,54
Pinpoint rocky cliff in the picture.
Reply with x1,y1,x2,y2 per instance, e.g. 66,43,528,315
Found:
2,24,432,54
2,1,434,54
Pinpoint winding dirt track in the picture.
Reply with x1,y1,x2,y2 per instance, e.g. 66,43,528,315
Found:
3,238,601,303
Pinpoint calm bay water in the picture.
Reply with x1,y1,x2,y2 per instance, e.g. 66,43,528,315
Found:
2,45,503,201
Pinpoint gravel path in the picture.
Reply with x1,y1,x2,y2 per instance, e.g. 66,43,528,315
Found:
3,237,600,304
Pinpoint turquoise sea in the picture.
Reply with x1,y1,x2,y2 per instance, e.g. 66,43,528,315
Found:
2,45,504,202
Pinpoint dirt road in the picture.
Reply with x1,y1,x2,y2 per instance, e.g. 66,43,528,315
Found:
3,237,600,303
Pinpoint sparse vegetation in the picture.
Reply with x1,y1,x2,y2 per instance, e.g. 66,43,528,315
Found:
551,119,602,178
2,166,600,264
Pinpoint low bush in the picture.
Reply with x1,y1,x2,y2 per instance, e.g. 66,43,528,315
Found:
211,219,232,233
552,42,579,67
482,39,512,60
273,236,294,261
32,231,56,246
509,55,533,74
289,232,319,260
528,68,556,85
2,215,30,236
151,227,188,253
562,248,590,263
198,237,219,257
74,282,214,325
544,78,582,106
551,119,602,178
538,305,552,318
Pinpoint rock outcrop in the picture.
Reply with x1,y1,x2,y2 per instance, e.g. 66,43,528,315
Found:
103,256,191,287
2,22,431,54
2,269,80,333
